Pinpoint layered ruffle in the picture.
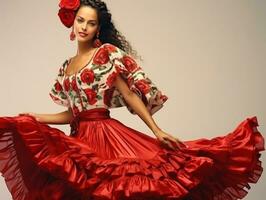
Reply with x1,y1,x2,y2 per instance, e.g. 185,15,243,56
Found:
0,116,81,200
0,115,264,200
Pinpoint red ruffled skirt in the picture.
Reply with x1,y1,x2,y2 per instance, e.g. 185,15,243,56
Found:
0,108,264,200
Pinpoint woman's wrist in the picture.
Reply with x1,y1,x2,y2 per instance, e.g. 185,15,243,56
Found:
151,127,162,135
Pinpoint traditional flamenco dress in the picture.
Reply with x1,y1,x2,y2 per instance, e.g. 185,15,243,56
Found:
0,43,264,200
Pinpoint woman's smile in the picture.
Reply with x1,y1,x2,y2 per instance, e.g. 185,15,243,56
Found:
79,32,88,37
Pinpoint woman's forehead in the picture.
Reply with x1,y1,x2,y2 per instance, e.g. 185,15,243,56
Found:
77,6,98,20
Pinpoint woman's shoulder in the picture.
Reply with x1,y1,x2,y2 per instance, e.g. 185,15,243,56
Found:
102,42,116,48
101,43,126,61
101,42,123,53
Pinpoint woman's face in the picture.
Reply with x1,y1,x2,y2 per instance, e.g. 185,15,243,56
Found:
73,6,99,43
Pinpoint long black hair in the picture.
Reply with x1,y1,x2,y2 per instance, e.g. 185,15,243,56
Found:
77,0,142,61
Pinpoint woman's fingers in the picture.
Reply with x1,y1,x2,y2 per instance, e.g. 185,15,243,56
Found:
160,138,175,150
155,130,186,150
19,112,34,116
19,113,29,116
162,133,182,148
18,112,40,122
163,135,188,150
175,138,188,148
161,136,180,150
166,136,182,149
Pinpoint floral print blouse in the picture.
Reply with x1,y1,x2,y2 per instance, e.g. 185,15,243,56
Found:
49,43,168,117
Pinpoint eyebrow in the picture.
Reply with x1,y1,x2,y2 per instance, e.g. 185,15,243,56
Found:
77,16,97,22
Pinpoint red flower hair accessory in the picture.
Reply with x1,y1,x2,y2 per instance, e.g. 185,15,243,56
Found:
58,0,81,28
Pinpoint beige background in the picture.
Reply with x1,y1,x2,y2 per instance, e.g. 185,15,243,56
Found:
0,0,265,199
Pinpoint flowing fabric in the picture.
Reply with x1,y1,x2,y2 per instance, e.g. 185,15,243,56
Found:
0,108,264,200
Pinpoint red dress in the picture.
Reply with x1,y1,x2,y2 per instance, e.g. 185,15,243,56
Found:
0,43,264,200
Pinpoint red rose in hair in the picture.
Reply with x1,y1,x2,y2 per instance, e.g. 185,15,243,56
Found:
135,79,150,94
59,0,80,10
93,48,110,65
54,81,63,92
106,71,118,87
84,88,97,105
122,55,139,72
80,69,95,84
58,8,76,28
63,77,71,92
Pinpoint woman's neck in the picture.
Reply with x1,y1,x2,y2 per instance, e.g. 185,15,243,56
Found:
76,40,94,56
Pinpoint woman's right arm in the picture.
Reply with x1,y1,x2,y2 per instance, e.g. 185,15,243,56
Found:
19,107,73,125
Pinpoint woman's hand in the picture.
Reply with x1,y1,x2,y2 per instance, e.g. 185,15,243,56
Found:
18,112,41,122
154,129,187,150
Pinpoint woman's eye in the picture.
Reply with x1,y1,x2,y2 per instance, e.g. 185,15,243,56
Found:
77,19,96,26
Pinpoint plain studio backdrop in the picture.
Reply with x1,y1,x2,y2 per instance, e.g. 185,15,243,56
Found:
0,0,265,199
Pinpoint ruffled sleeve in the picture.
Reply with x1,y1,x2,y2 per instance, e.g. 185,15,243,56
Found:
48,61,70,107
103,43,168,115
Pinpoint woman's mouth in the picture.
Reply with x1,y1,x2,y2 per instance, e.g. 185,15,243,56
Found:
79,32,88,37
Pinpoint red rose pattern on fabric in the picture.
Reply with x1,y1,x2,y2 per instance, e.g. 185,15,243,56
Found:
71,77,79,92
106,71,118,88
72,105,80,116
55,81,63,92
92,47,110,65
49,43,168,116
121,55,141,72
104,44,117,53
84,88,97,105
63,77,71,92
49,61,70,107
105,43,168,115
135,79,151,95
49,93,63,104
80,69,95,84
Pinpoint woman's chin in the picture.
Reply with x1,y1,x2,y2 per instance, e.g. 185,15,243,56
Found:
77,37,90,42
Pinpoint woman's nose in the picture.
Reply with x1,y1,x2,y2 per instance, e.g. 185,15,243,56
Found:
82,25,87,31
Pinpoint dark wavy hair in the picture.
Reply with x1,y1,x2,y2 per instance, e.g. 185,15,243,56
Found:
76,0,142,61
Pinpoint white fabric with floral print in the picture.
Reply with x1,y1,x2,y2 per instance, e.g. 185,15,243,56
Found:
49,43,168,117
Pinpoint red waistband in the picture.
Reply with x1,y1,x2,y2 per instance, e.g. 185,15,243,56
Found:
70,108,111,136
74,108,110,121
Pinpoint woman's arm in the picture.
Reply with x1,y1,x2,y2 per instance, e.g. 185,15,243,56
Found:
113,74,161,134
19,107,73,125
113,74,184,150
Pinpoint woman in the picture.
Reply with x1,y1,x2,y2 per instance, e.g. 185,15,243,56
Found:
0,0,264,199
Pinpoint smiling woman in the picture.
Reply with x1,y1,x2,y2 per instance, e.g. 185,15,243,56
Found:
0,0,265,200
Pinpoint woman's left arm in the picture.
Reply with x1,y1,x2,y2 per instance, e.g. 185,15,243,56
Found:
113,74,184,150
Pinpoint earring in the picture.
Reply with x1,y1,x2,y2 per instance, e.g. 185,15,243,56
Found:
92,31,102,47
70,27,76,41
